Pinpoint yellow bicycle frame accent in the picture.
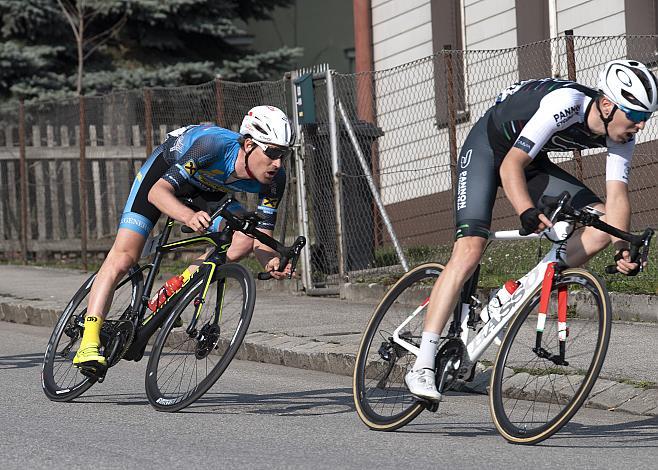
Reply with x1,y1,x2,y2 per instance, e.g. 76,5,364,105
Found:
141,237,228,326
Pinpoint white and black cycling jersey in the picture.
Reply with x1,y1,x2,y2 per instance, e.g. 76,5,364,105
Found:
490,78,634,183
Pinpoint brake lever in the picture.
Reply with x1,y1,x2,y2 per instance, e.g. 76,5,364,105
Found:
605,228,654,275
639,228,654,273
256,236,306,281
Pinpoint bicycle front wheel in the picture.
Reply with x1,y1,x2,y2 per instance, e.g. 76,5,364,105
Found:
353,263,444,431
489,268,611,445
145,263,255,412
42,266,143,401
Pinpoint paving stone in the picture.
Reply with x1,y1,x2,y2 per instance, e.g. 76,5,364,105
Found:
616,388,658,415
586,382,642,410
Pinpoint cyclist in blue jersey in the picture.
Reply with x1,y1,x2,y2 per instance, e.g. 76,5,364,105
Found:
405,60,658,401
73,105,295,370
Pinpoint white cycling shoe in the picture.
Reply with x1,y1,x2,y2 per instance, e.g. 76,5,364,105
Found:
405,368,442,402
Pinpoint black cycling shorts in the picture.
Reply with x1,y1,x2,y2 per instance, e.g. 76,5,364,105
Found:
454,109,601,240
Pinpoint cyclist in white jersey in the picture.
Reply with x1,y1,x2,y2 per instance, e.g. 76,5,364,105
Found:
406,60,658,401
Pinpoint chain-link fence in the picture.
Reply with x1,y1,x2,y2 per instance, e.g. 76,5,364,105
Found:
300,35,658,287
2,35,658,289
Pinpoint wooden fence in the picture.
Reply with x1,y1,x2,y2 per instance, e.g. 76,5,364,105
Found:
0,122,185,255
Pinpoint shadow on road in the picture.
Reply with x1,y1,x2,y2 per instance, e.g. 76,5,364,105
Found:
0,352,43,369
177,387,355,417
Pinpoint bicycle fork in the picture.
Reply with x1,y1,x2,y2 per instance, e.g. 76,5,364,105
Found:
534,262,569,366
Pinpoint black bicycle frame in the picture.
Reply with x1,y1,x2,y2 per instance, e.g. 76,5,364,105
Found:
122,217,232,361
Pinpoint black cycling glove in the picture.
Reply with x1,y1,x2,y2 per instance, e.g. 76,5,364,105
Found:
519,207,543,235
614,249,640,276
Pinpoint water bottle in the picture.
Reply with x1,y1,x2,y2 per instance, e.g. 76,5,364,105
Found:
481,279,519,344
148,275,184,312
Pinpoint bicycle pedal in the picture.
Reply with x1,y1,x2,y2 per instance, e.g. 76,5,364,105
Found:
77,362,107,382
423,400,440,413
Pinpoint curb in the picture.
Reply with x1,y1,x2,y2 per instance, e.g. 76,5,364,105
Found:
2,298,656,419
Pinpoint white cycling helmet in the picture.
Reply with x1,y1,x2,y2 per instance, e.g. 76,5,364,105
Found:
598,59,658,112
240,105,295,147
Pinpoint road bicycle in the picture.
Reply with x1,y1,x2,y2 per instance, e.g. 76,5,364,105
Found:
42,196,305,412
353,192,653,444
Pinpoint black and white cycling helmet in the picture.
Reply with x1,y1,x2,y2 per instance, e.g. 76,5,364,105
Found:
598,59,658,112
240,105,295,147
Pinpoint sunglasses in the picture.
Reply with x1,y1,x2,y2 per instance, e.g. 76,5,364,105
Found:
252,140,291,160
617,104,652,123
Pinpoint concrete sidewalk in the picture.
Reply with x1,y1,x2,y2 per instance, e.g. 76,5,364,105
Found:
2,264,658,416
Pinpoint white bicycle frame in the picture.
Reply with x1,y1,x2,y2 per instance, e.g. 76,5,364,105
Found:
391,220,574,364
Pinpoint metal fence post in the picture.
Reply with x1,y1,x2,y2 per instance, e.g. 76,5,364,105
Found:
18,99,27,264
78,96,88,271
444,45,459,195
326,69,346,279
289,71,313,292
565,30,584,180
144,87,153,156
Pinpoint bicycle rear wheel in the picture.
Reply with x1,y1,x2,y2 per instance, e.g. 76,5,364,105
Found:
42,266,143,401
145,263,255,412
353,263,444,431
489,268,611,444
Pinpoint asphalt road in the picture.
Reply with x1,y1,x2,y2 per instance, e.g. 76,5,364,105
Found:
2,322,658,469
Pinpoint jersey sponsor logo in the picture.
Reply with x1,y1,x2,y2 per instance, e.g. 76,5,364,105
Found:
514,136,535,154
120,215,150,231
456,170,468,211
460,149,472,169
261,197,279,209
183,159,197,176
553,104,581,128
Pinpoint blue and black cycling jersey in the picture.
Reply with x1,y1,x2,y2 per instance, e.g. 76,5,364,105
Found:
119,125,286,237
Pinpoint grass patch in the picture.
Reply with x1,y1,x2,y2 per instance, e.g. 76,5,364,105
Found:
619,379,656,390
368,238,658,294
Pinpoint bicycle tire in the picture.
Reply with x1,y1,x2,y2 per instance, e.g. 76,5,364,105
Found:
145,263,256,412
42,266,143,402
353,263,444,431
489,268,611,445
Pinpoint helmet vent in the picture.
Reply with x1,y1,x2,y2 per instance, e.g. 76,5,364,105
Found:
621,89,647,110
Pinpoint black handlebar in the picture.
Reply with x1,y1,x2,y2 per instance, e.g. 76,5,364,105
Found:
181,196,306,280
533,191,654,275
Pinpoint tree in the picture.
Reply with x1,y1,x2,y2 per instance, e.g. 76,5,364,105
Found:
0,0,301,102
55,0,127,95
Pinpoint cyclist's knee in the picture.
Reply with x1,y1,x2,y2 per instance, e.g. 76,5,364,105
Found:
104,246,139,277
448,237,486,274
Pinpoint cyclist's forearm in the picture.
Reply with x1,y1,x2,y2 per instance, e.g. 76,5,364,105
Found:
148,179,195,223
604,181,632,249
500,150,533,214
253,230,279,268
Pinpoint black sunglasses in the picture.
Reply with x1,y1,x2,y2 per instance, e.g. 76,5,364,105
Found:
618,104,652,123
253,140,291,160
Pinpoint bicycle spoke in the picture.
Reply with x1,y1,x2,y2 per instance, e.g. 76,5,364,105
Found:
145,264,255,412
491,269,611,444
354,264,443,430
